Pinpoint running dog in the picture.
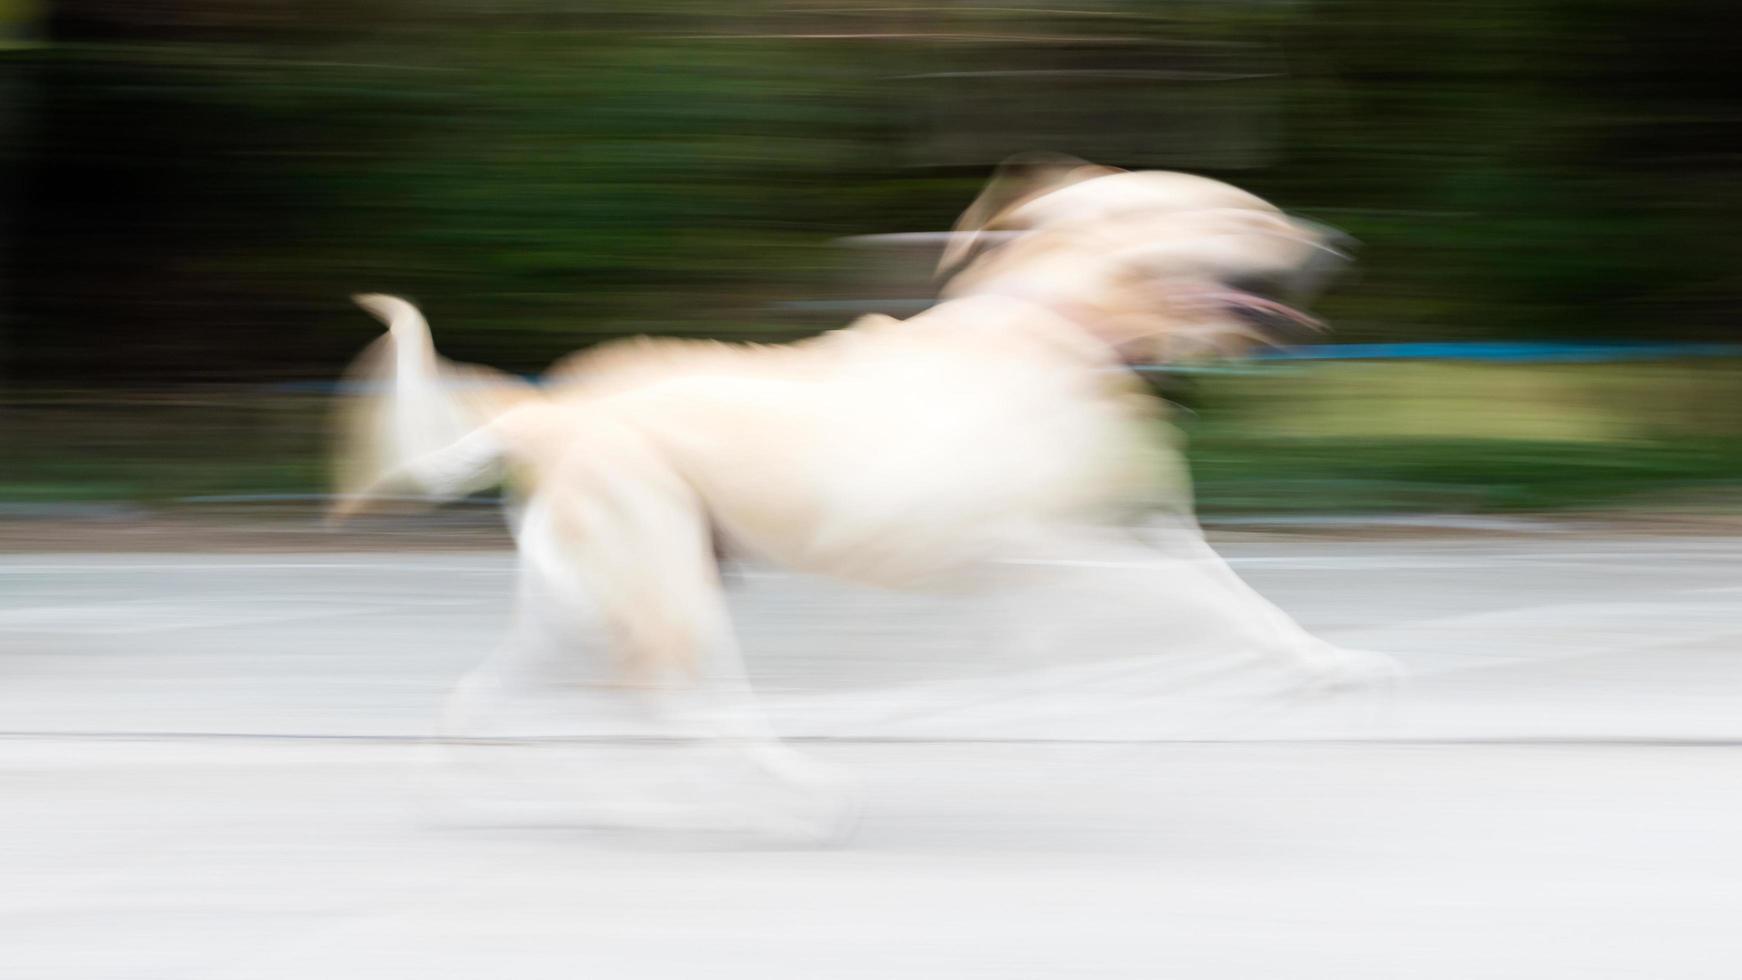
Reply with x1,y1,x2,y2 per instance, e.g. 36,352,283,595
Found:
330,158,1386,835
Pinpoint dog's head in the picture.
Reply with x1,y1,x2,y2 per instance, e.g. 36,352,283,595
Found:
940,156,1353,362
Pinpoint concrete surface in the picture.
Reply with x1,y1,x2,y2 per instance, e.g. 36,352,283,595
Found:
4,536,1742,977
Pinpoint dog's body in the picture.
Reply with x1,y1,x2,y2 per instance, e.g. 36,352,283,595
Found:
334,160,1391,836
545,297,1162,588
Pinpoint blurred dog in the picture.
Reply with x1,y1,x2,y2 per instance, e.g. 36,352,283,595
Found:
331,158,1381,834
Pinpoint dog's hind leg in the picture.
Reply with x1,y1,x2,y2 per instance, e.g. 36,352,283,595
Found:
466,446,855,839
429,523,852,838
632,577,860,842
436,544,629,744
422,507,647,827
582,511,857,840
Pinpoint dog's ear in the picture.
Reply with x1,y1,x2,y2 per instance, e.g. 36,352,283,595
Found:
937,153,1125,278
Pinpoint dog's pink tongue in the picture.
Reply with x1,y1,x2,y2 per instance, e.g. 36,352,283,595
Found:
1215,288,1323,329
1176,284,1323,330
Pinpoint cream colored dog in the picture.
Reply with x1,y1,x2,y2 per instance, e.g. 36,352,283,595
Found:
332,158,1383,834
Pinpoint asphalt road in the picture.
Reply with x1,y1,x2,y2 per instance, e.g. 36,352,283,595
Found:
5,534,1742,978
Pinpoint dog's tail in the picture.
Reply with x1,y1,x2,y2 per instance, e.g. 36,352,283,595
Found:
329,294,537,522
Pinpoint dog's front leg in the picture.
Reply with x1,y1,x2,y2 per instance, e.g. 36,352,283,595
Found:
1128,511,1402,694
987,521,1400,736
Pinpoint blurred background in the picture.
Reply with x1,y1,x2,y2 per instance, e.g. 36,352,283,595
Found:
10,9,1742,972
2,0,1740,518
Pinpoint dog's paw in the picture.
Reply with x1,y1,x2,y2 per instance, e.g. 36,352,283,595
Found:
1317,646,1405,693
1285,643,1407,722
1291,644,1407,736
730,744,865,846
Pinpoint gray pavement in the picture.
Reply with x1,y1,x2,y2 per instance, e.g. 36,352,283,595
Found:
4,535,1742,977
